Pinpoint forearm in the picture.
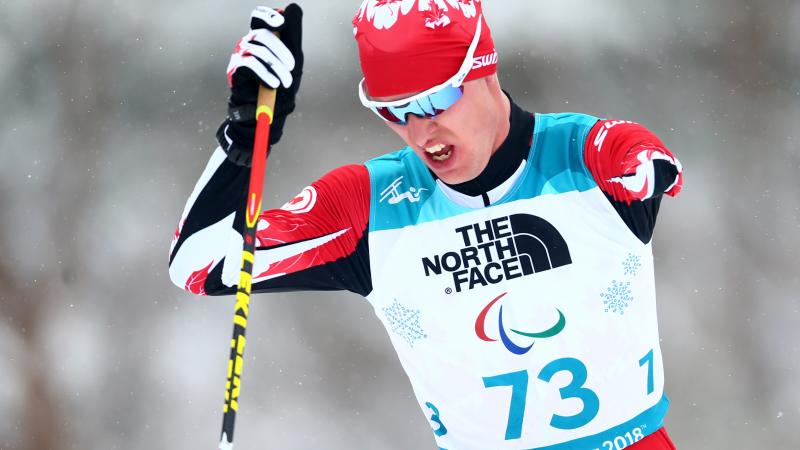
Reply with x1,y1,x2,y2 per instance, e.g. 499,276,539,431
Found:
168,155,373,297
169,4,305,295
168,147,249,295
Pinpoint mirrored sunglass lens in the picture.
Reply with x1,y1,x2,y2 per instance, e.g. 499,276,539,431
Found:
389,103,427,123
417,97,436,117
375,107,403,123
428,85,464,112
372,86,464,124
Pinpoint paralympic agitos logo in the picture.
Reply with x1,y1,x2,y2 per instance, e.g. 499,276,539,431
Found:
421,214,572,293
475,292,566,355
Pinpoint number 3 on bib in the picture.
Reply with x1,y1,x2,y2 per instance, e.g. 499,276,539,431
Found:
538,358,600,430
483,358,600,441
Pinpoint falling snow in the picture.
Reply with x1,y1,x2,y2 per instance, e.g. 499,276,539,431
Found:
383,299,428,347
601,280,633,315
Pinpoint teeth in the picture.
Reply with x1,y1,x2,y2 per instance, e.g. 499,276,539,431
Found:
431,149,452,161
425,143,446,154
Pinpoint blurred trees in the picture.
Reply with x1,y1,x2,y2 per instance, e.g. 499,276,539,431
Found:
0,1,797,449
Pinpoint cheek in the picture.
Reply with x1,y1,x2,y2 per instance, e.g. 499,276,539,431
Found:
386,122,405,138
448,89,494,143
386,122,413,145
460,100,495,150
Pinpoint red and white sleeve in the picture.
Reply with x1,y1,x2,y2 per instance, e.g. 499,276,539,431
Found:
585,120,683,204
583,120,684,243
169,149,372,297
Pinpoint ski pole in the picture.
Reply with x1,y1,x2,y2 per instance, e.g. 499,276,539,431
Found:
218,84,276,450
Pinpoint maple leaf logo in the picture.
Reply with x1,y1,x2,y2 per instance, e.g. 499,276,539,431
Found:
354,0,478,30
424,3,450,29
356,0,415,30
449,0,477,18
185,260,214,296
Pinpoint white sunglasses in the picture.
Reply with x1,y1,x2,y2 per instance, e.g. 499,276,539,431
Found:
358,15,483,124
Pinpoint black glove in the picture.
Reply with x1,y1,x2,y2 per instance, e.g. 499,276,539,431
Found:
216,5,304,167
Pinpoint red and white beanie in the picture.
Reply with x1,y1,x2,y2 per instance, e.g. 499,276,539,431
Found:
353,0,498,98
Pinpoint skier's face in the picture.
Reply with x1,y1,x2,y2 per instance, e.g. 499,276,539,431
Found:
381,75,510,184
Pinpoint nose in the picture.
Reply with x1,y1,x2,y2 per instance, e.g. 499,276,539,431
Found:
406,115,437,148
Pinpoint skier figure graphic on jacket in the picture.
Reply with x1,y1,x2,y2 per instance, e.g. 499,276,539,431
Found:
169,2,683,449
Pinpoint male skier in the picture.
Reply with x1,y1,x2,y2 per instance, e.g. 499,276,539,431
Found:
169,2,683,449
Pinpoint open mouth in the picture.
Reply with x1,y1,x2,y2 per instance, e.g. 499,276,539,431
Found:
424,143,454,162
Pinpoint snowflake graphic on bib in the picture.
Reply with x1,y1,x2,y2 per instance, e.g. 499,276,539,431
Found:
622,253,642,276
601,280,633,315
383,299,428,347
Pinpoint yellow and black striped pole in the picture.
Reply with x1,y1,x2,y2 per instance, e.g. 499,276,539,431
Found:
219,85,276,450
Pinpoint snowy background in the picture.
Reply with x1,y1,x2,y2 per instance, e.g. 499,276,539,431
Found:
1,0,799,448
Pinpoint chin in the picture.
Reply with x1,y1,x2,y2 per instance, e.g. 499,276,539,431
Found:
432,167,477,185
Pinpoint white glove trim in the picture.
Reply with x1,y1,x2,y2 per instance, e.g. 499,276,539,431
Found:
251,6,285,29
226,28,295,89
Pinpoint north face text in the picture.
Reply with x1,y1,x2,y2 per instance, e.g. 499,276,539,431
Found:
421,215,573,293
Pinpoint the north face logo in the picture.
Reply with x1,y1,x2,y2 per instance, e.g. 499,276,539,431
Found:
421,214,572,292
